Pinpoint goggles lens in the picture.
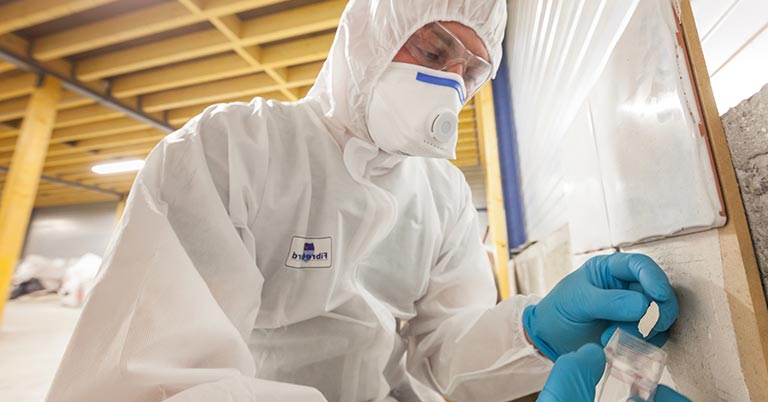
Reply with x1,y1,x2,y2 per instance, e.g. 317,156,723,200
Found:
404,22,492,99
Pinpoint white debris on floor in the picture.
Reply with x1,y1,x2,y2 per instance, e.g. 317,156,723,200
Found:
0,298,81,402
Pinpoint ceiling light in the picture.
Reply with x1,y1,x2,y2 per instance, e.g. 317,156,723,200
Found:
91,160,145,175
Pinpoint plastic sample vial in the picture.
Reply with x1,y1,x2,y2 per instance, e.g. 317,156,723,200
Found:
595,329,668,402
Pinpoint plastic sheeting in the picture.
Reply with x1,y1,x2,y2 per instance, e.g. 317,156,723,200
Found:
505,0,641,242
561,0,725,252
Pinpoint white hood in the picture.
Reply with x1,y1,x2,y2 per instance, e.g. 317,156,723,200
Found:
306,0,507,142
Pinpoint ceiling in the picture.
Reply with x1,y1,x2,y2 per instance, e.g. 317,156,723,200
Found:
0,0,481,208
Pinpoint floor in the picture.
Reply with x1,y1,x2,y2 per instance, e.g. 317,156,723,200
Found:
0,297,81,402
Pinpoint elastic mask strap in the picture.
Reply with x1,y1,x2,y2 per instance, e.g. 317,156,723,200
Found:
415,72,466,104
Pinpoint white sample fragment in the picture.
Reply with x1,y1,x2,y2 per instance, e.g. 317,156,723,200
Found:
638,301,660,338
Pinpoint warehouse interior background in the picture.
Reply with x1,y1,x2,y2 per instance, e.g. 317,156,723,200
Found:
0,0,767,401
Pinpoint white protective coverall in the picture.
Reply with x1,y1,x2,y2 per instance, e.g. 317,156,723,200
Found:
45,1,553,402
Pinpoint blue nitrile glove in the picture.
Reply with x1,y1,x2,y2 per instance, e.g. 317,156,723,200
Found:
654,385,692,402
537,344,606,402
523,253,679,361
537,344,692,402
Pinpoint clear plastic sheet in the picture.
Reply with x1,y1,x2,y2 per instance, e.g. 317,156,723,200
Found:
596,329,668,402
504,0,641,241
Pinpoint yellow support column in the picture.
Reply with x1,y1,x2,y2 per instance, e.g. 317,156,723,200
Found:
474,83,512,300
0,76,61,324
114,195,127,225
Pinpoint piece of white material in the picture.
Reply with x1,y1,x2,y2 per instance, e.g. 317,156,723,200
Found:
639,301,660,338
45,2,555,402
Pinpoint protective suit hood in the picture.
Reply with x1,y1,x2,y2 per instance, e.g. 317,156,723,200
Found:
306,0,507,145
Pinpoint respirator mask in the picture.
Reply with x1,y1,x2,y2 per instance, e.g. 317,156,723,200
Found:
366,62,466,159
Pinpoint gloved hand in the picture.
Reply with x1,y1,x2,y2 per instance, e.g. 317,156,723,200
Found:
523,253,679,360
537,343,691,402
537,344,606,402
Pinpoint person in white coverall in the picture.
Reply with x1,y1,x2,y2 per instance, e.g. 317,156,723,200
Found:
45,1,691,401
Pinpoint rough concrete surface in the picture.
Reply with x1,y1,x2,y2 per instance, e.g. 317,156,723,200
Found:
721,83,768,303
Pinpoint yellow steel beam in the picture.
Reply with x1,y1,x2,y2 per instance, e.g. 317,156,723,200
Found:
0,76,61,323
474,82,511,299
0,0,118,35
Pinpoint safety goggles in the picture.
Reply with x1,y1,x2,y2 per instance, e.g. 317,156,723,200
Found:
403,21,493,99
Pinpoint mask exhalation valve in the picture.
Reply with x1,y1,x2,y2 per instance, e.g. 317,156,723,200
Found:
430,111,458,143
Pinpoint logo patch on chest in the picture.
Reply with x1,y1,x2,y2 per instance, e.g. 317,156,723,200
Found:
285,236,333,269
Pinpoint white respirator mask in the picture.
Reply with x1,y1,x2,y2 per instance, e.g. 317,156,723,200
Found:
366,62,466,159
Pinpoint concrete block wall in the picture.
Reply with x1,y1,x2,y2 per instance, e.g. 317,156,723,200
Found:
722,83,768,303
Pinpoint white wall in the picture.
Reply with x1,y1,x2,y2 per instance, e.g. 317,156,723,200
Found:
691,0,768,113
22,202,118,260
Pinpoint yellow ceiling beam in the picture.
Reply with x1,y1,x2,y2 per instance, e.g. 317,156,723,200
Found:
142,73,277,112
0,62,14,74
33,2,203,60
44,130,164,158
0,73,36,102
77,29,233,81
41,143,154,168
49,117,150,144
54,103,127,129
110,33,333,98
0,92,92,123
259,33,335,68
0,0,118,35
140,61,322,112
62,171,137,185
43,151,150,176
79,175,138,187
35,193,121,208
201,0,289,15
112,53,250,98
166,92,287,126
239,0,345,44
0,97,27,123
76,1,343,82
0,126,17,140
36,186,95,197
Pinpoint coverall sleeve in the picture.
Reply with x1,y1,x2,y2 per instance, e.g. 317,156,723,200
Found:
44,110,328,402
404,175,553,402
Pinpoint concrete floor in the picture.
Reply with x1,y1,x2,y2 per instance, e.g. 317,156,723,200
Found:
0,298,81,402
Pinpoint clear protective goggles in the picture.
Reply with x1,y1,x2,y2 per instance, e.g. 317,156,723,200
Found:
403,21,493,99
